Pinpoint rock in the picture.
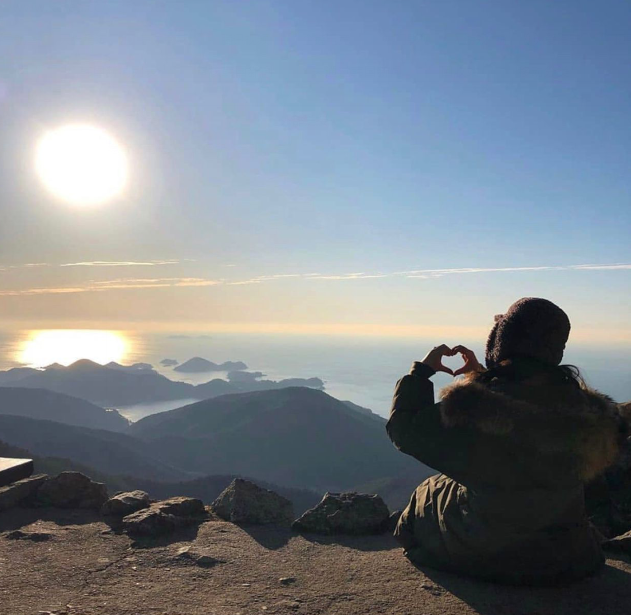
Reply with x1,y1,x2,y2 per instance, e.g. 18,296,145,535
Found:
123,507,180,536
155,496,205,517
123,497,207,536
0,474,48,512
175,545,223,567
211,478,294,525
4,529,53,541
603,530,631,554
101,490,151,516
279,577,296,585
37,472,108,510
292,492,390,535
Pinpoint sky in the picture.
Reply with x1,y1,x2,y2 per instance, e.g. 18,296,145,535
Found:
0,0,629,344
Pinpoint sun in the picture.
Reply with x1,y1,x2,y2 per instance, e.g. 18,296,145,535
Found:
19,330,129,368
35,124,128,205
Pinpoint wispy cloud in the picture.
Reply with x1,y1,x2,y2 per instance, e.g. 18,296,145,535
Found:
397,264,631,279
0,277,221,296
1,260,183,271
306,273,390,280
0,263,628,297
60,260,180,267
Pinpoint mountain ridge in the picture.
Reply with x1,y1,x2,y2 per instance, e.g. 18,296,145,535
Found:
0,360,324,407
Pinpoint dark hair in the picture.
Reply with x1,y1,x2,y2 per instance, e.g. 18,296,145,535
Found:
557,364,587,390
477,358,585,390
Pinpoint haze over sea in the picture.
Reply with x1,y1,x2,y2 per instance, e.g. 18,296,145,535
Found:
1,329,629,422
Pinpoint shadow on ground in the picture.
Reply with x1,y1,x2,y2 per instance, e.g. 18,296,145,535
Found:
416,559,631,615
299,530,398,552
0,507,107,532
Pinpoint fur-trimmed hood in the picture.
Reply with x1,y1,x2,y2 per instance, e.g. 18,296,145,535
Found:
439,372,625,483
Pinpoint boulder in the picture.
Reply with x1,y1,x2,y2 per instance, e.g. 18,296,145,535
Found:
211,478,294,525
123,496,207,536
37,472,108,510
603,530,631,555
101,490,151,517
122,508,180,536
292,492,390,535
156,496,205,517
0,475,48,512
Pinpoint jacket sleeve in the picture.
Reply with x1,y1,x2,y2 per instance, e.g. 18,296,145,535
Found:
386,362,476,484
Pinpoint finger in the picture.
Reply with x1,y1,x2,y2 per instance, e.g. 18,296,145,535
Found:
437,365,454,376
436,344,452,354
453,345,472,355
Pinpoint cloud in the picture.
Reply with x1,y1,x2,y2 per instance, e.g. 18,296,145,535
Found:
0,277,221,296
60,260,180,267
397,264,631,279
1,260,182,271
0,263,628,297
306,273,390,280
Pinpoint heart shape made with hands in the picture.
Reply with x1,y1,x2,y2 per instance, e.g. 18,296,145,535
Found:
440,353,467,375
425,344,479,377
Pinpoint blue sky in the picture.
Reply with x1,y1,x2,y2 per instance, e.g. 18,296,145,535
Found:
0,1,629,341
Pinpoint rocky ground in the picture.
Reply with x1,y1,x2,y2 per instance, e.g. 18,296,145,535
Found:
1,508,630,615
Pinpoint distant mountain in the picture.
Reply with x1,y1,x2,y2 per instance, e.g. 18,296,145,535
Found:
0,387,130,432
0,414,189,482
105,361,155,373
160,358,179,366
173,357,248,373
0,359,195,407
352,466,437,511
0,360,324,407
0,367,40,386
195,375,325,398
130,387,426,492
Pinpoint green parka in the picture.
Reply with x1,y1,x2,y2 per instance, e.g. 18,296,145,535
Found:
387,358,623,585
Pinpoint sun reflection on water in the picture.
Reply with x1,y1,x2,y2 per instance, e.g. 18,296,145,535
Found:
18,330,130,368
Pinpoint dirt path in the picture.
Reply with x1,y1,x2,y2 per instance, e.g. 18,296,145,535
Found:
1,508,630,615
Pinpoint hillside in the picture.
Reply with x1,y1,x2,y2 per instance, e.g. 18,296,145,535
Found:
0,387,129,432
130,387,432,491
1,507,629,615
0,415,188,482
0,386,433,505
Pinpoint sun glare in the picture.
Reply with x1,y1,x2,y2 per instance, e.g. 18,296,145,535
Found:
19,330,129,368
35,124,128,205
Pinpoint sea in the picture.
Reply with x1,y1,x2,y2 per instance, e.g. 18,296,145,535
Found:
1,330,630,422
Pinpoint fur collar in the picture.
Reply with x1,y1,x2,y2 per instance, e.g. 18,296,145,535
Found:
439,372,624,482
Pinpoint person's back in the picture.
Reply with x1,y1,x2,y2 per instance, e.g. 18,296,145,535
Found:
387,298,626,585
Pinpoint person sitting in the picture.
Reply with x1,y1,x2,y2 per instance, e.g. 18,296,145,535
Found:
387,297,626,585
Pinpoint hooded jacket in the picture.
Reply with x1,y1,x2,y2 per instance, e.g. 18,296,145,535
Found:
386,358,624,585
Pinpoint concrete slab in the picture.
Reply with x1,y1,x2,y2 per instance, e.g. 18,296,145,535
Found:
0,458,34,487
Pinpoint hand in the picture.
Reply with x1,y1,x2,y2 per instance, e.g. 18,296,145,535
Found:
452,345,483,376
421,344,456,376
